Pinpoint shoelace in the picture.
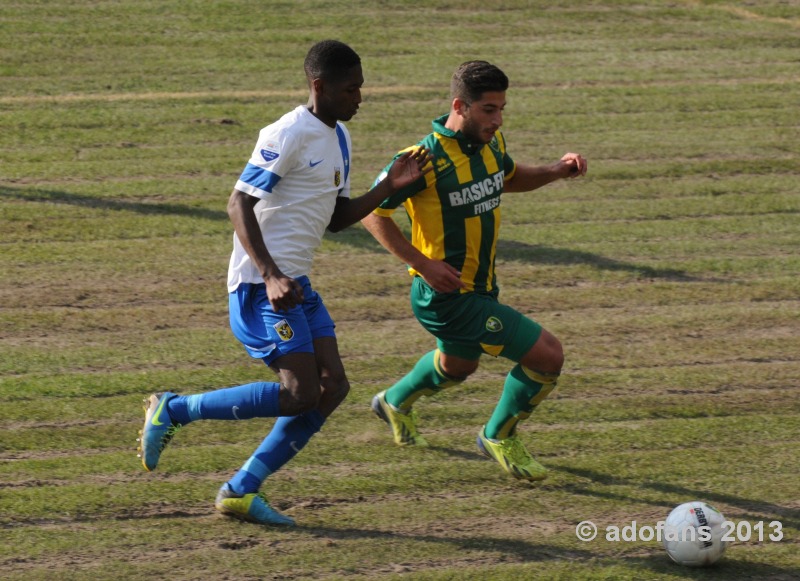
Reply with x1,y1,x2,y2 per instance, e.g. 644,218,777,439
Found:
500,436,532,465
159,423,182,451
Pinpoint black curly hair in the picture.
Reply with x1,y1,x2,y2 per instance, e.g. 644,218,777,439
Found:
304,40,361,82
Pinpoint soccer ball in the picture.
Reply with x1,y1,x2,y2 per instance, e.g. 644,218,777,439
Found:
662,501,728,567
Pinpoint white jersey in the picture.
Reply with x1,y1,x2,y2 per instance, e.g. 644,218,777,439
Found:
227,105,352,291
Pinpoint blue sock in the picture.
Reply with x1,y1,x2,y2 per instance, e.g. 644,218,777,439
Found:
166,381,280,425
227,410,326,494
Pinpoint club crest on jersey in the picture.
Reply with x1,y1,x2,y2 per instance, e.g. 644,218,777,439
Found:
273,319,294,341
334,167,341,187
489,135,500,152
485,316,503,332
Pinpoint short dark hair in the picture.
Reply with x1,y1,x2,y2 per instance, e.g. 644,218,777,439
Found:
304,40,361,82
450,61,509,103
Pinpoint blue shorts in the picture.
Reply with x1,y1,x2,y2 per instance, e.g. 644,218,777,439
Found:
229,276,336,365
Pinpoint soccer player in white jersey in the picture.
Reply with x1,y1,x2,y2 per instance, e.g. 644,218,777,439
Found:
137,40,432,526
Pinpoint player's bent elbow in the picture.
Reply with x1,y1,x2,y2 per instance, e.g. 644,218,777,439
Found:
326,220,345,234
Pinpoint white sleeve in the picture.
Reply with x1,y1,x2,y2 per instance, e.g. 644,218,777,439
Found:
235,125,299,199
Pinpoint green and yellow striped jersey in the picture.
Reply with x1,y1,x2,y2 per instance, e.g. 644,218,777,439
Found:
373,114,517,293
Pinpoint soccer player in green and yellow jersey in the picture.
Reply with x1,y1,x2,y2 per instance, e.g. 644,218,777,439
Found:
363,60,587,481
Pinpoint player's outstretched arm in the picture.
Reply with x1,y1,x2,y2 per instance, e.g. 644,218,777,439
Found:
504,152,587,193
327,148,433,232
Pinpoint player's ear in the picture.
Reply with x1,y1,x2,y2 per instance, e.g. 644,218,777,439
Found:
452,97,470,117
310,77,324,95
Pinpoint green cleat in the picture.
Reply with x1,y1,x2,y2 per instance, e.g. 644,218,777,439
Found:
477,427,547,481
137,392,181,472
371,390,428,447
215,485,295,526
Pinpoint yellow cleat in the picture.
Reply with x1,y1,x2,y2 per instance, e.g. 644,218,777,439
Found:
477,427,547,481
371,390,428,447
215,485,295,526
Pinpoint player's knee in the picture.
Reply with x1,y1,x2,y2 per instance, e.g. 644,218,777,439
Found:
446,365,477,381
522,330,564,374
290,390,322,414
439,354,479,380
279,379,322,415
548,336,565,372
321,374,350,407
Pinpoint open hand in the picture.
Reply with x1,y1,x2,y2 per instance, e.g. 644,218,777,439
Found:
386,147,434,190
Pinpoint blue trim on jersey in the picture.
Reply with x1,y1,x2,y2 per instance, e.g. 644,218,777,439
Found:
239,162,281,193
335,125,349,195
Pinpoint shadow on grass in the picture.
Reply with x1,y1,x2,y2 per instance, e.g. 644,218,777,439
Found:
6,183,698,282
609,554,792,580
426,444,484,462
1,185,228,221
298,524,795,579
497,239,700,282
329,225,701,282
297,522,595,561
554,465,800,532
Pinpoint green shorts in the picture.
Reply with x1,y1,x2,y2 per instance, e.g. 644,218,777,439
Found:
410,276,543,362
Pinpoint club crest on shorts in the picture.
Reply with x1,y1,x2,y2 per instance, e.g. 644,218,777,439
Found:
273,319,294,341
334,167,341,187
485,316,503,332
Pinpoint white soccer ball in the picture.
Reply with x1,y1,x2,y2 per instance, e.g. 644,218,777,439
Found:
662,501,728,567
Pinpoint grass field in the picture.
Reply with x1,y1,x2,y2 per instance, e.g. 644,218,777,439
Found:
1,1,799,579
